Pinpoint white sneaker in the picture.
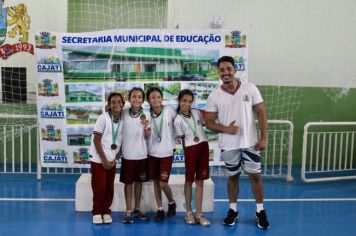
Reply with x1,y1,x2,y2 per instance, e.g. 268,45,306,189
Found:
92,214,103,224
103,214,113,224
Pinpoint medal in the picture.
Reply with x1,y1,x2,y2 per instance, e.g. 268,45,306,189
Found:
179,110,199,143
110,112,121,151
151,107,164,144
140,114,146,120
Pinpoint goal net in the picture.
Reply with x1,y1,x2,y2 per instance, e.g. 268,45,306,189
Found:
1,0,301,179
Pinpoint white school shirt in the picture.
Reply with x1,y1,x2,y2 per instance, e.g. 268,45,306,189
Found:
148,106,177,158
89,112,123,163
205,81,263,150
174,109,208,147
121,108,151,160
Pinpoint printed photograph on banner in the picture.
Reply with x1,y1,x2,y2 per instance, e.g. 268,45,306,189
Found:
186,81,219,101
65,84,102,103
104,82,142,102
67,127,93,146
39,102,65,119
144,82,181,101
66,104,103,124
62,45,220,82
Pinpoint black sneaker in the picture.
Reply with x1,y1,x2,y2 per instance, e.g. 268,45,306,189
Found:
155,210,165,222
223,208,239,226
134,209,149,221
122,211,133,224
167,202,176,217
256,210,269,229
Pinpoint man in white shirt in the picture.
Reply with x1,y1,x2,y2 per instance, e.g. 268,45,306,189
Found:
204,56,269,229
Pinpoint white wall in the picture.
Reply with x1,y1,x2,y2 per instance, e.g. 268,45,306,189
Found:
168,0,356,88
0,0,67,103
1,0,355,104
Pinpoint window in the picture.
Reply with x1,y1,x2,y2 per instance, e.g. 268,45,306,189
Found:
144,64,156,72
1,67,27,103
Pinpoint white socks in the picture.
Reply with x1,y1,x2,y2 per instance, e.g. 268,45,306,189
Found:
256,203,264,213
230,202,264,212
229,203,237,212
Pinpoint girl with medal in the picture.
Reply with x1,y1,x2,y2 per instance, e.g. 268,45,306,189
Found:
120,87,151,223
89,92,124,224
146,87,177,222
173,89,210,226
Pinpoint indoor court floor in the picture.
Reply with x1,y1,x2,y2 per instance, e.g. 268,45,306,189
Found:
0,169,355,236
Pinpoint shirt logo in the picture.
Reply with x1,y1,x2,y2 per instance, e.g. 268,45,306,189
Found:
242,95,250,101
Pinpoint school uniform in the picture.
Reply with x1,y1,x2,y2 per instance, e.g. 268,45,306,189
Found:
174,109,209,182
147,106,177,182
89,112,122,215
120,108,151,184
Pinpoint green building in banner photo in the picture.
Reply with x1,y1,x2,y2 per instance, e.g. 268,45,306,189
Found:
63,47,215,82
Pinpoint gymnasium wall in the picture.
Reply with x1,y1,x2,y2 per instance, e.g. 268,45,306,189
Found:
1,0,355,164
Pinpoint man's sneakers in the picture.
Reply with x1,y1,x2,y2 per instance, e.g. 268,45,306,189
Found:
167,202,176,217
223,208,239,226
134,209,149,221
223,208,269,229
256,210,269,229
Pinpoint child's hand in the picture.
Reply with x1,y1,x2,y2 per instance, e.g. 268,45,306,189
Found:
140,118,150,130
102,159,112,170
110,160,118,167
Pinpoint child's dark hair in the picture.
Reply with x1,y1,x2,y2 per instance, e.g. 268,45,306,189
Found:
146,86,163,100
217,56,236,68
176,89,194,113
106,92,124,112
128,87,145,100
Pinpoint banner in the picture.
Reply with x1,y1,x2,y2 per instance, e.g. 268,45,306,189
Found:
34,29,248,168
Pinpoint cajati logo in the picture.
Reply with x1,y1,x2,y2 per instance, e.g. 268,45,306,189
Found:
0,1,34,59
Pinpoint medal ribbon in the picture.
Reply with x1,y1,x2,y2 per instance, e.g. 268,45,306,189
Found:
179,111,198,138
152,108,164,140
111,113,121,146
129,107,143,118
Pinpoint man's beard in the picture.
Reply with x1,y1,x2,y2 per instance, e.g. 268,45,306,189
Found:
222,76,233,84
